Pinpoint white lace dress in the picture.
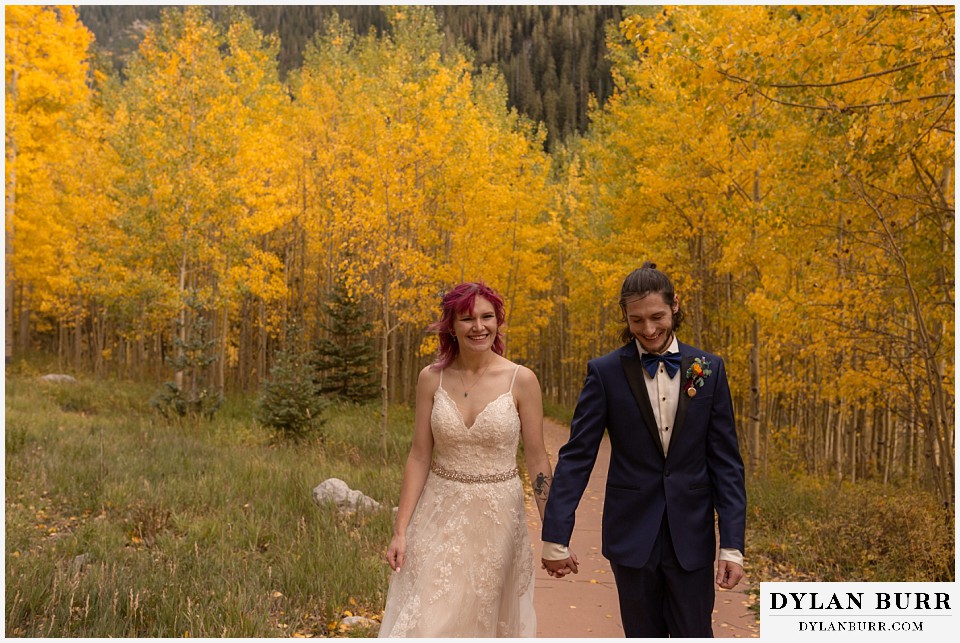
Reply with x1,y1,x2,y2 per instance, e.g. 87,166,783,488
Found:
379,365,536,637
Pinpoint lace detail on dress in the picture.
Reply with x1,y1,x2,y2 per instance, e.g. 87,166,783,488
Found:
379,365,535,638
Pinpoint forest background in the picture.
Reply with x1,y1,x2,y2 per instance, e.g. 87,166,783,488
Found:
4,4,956,637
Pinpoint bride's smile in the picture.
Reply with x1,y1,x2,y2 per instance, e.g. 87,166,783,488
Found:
453,297,499,353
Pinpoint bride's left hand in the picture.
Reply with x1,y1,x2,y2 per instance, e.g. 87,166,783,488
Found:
386,534,406,571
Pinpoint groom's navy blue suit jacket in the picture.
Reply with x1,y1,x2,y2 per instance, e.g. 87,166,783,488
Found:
542,340,746,571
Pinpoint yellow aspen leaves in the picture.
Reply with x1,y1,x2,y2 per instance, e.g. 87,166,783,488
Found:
5,6,952,496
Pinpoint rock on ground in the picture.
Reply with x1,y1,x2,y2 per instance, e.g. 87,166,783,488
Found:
39,374,78,384
312,478,381,513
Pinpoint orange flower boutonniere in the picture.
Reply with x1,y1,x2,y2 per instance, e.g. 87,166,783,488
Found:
684,357,712,398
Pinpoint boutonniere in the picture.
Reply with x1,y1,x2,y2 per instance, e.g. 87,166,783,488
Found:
684,357,712,398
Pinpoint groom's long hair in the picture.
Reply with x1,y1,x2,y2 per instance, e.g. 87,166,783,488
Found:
618,261,685,344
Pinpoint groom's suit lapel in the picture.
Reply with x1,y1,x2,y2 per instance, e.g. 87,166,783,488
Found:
620,343,665,458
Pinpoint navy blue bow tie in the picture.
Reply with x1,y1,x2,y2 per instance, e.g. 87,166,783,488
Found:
641,352,682,378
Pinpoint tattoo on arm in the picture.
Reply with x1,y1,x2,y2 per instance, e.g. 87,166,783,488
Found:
533,472,552,521
534,472,552,500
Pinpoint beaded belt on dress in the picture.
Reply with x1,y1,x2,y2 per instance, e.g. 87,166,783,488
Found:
430,462,519,484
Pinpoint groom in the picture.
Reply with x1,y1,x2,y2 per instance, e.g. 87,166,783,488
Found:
541,262,746,638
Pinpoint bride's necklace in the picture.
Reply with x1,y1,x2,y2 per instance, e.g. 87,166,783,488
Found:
456,359,492,398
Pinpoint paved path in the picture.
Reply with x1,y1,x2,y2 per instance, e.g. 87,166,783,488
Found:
526,418,760,638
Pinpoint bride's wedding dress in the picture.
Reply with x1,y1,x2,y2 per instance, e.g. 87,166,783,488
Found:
379,365,535,637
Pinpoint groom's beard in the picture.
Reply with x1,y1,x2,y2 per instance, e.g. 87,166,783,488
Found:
654,331,674,354
640,311,677,355
639,329,675,355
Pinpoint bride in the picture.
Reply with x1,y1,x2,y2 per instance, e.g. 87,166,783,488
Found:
379,282,555,637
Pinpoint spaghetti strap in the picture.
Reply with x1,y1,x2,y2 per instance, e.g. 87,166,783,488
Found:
508,364,521,392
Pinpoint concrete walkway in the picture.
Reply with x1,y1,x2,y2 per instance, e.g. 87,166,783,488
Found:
526,418,760,638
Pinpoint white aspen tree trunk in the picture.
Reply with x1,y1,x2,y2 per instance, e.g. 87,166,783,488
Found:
380,269,391,462
175,253,188,391
5,86,16,366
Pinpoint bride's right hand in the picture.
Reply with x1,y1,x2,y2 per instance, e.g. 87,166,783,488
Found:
386,534,406,571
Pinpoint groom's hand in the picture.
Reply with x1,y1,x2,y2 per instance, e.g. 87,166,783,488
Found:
541,552,579,578
716,559,743,589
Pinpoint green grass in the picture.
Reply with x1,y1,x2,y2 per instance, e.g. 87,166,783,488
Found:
5,373,409,637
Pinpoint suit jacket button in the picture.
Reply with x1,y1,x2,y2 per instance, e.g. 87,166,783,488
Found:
664,469,670,477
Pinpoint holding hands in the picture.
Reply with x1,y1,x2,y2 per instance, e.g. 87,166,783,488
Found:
541,551,579,578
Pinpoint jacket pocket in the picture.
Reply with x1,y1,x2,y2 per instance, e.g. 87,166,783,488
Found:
606,482,643,492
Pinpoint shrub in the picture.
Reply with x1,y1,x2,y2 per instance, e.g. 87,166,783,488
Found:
150,293,223,421
257,328,328,442
747,472,954,583
150,381,223,421
46,380,99,414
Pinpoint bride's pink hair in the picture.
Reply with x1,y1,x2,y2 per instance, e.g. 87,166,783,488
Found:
428,282,506,370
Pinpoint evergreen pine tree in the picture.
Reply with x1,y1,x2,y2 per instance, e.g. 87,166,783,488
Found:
314,277,378,403
257,321,327,442
150,291,223,421
77,5,621,150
